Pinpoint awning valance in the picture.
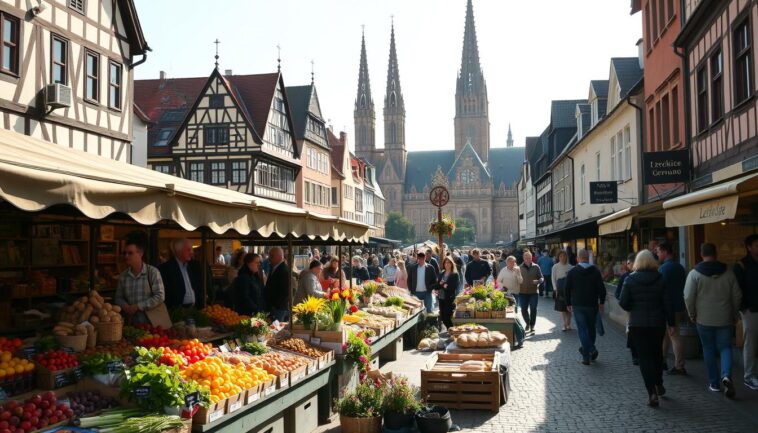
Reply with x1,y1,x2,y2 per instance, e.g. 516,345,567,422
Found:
662,172,758,227
0,128,369,243
597,202,663,235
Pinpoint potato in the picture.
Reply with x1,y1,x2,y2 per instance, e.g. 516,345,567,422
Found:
112,305,121,313
79,296,88,304
100,315,111,323
103,303,112,312
89,297,103,310
89,316,100,324
58,321,75,329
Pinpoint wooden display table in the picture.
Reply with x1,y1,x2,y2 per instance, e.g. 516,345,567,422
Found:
452,314,517,349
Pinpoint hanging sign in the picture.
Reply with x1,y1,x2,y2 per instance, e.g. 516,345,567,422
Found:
643,150,689,184
590,181,618,204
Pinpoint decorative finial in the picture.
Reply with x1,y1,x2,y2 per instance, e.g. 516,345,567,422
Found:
276,44,281,72
311,59,315,84
361,24,365,36
213,39,220,69
391,14,394,28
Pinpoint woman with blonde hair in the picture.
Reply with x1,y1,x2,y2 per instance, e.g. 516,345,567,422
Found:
496,256,523,295
619,249,675,407
395,260,408,289
552,250,574,331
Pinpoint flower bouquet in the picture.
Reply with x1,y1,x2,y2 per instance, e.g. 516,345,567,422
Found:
316,288,356,343
292,296,326,332
335,379,385,433
361,281,380,305
428,215,455,237
236,314,270,343
343,330,371,372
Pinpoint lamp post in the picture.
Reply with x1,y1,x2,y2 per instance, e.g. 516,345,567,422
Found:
429,185,450,260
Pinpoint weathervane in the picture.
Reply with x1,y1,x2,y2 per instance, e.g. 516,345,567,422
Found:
213,39,220,69
276,44,281,72
311,59,315,84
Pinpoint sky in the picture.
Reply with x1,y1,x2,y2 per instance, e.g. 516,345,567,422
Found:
133,0,641,152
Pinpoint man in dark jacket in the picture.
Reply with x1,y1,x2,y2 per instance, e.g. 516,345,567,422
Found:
464,248,492,286
407,251,438,313
616,253,639,364
565,248,606,365
734,234,758,391
657,242,688,375
265,247,290,322
160,238,207,309
427,248,441,275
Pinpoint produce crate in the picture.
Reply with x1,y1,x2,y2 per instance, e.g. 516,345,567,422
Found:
260,377,277,399
474,311,492,319
0,372,34,396
269,347,319,375
288,365,308,386
225,391,245,414
244,383,263,405
313,328,347,343
35,364,83,390
193,399,226,425
420,353,500,412
274,371,290,390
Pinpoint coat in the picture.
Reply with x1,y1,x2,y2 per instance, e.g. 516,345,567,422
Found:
565,264,606,308
684,261,742,327
408,262,438,294
159,258,207,309
619,270,674,328
233,268,265,316
518,263,544,295
438,272,460,300
265,262,291,311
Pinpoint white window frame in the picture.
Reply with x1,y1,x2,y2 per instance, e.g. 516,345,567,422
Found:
616,131,624,182
624,126,632,181
580,164,586,204
610,136,616,181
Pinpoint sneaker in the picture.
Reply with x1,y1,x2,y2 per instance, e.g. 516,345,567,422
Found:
648,394,659,407
667,367,687,376
708,384,721,392
744,379,758,391
722,376,736,399
591,350,599,361
655,384,666,396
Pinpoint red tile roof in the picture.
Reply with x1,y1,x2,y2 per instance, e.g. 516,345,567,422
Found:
327,129,345,178
226,73,281,139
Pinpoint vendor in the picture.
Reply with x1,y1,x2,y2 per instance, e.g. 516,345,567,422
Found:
295,260,325,304
115,231,165,325
322,258,346,286
233,253,266,315
265,246,291,322
351,256,371,284
160,238,206,309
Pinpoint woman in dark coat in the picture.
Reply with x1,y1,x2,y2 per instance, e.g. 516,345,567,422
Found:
619,249,675,407
233,253,266,316
438,257,460,329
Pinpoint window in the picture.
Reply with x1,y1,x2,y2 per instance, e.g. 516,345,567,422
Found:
210,162,226,185
160,110,185,123
610,136,616,181
595,152,601,181
661,93,670,148
648,108,656,151
204,125,229,145
667,0,674,23
624,126,632,179
651,0,659,40
51,35,67,85
154,128,173,147
580,164,586,204
69,0,85,14
108,61,121,109
696,66,709,132
355,189,363,212
189,163,204,183
658,0,665,35
672,86,680,145
84,50,98,102
209,94,224,108
616,131,624,180
153,164,172,174
332,187,338,207
255,161,293,194
0,13,19,75
231,161,247,185
644,2,652,50
709,50,724,122
733,19,753,105
655,100,662,147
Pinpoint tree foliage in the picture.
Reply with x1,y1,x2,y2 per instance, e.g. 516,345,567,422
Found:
385,211,416,244
448,217,476,246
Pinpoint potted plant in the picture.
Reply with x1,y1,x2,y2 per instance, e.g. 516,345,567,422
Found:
428,215,455,238
236,315,270,343
335,380,385,433
490,292,508,319
383,376,423,429
361,281,379,305
416,405,453,433
475,300,492,319
344,330,371,372
292,296,326,332
316,288,355,342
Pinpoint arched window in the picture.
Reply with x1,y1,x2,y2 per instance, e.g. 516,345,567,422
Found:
461,169,474,184
359,94,367,109
390,122,397,143
359,125,367,147
390,92,397,107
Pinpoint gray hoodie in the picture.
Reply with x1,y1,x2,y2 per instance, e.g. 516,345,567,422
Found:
683,261,742,327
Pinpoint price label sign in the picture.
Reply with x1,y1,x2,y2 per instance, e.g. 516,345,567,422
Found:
21,347,36,359
61,347,74,354
73,366,84,380
247,392,260,405
264,386,275,396
106,361,123,374
184,391,200,409
309,337,321,346
135,386,151,399
209,409,224,423
219,344,230,353
228,400,242,413
54,373,69,388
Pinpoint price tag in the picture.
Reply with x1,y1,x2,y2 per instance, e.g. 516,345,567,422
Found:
21,347,35,359
106,361,123,373
264,386,275,396
54,373,69,388
73,366,84,380
219,344,230,353
61,347,74,354
309,337,321,346
135,386,151,398
184,391,200,409
247,392,260,404
209,409,224,423
228,400,242,413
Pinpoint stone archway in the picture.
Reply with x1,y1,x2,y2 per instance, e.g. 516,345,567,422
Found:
458,210,478,242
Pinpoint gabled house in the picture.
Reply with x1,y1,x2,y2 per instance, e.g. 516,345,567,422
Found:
328,129,347,220
136,68,301,204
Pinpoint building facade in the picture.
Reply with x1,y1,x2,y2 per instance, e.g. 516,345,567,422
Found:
355,0,520,244
0,0,148,163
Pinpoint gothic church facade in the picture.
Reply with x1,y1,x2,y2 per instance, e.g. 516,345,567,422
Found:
355,0,521,244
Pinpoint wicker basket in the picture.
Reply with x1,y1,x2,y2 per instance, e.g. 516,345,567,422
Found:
55,334,87,352
95,321,123,343
86,330,97,348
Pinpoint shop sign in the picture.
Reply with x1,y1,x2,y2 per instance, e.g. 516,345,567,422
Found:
590,182,618,204
643,150,689,184
665,195,739,227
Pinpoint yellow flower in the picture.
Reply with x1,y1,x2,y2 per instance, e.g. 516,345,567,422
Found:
293,296,326,315
341,290,350,299
332,293,340,301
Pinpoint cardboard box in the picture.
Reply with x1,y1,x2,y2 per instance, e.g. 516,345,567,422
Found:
288,365,307,386
193,399,226,425
284,393,318,433
225,392,244,414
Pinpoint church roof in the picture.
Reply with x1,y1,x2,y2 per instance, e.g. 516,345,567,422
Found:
489,147,526,189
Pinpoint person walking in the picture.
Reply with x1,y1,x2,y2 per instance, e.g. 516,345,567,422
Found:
616,253,639,365
115,232,165,325
537,250,555,297
233,253,266,315
383,258,399,285
565,248,606,365
657,242,688,375
684,243,742,398
496,255,523,295
734,234,758,391
464,248,492,287
395,260,408,289
619,250,675,407
519,252,544,333
438,257,460,329
407,251,438,313
552,251,574,331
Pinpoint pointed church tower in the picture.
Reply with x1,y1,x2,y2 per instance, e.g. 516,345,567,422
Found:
454,0,490,163
381,20,407,215
354,29,376,160
507,124,513,147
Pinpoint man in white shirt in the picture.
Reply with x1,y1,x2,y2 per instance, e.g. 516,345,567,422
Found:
215,246,225,266
408,251,438,313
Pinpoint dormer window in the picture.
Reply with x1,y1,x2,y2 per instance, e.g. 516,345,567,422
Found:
590,99,598,126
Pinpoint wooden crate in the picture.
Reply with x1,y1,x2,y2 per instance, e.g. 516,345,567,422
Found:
420,353,500,412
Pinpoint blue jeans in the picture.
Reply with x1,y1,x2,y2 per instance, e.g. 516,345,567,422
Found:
541,276,553,295
573,306,598,361
697,324,733,386
518,293,539,328
414,291,434,313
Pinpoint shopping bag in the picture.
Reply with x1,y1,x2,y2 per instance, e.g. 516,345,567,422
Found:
596,312,605,336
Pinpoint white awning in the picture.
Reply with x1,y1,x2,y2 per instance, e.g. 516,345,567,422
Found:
0,128,368,242
597,207,633,236
662,172,758,227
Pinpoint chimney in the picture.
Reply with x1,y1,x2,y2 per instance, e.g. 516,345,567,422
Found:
339,131,347,146
225,69,233,76
159,71,167,81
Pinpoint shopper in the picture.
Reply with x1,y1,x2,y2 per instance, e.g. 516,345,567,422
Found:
619,250,675,407
321,258,346,286
427,248,441,275
351,256,371,284
160,238,205,309
395,260,408,289
519,252,544,333
732,234,758,391
464,248,492,286
684,242,742,398
438,257,460,329
496,255,523,295
452,253,465,295
383,258,399,285
294,260,325,304
616,253,639,365
407,251,438,313
115,232,165,325
265,246,291,322
214,246,225,265
657,242,688,375
552,251,574,331
565,248,606,365
537,250,555,297
233,253,266,315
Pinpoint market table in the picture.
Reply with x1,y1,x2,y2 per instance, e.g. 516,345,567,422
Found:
452,314,517,348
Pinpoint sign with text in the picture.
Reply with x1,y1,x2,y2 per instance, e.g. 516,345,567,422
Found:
643,150,689,184
590,181,618,204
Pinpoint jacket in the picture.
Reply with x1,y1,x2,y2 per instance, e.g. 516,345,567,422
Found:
496,266,523,294
408,262,438,294
659,259,687,312
518,263,544,295
537,255,554,276
619,270,674,328
565,264,606,308
438,272,459,300
233,268,265,316
265,261,291,311
159,258,207,309
294,271,325,305
351,266,371,283
464,259,492,285
615,272,630,300
684,261,742,327
733,255,758,312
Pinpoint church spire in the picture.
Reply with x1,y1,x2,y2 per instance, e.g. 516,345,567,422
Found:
458,0,485,95
384,19,404,115
354,27,376,157
355,28,373,113
507,124,513,147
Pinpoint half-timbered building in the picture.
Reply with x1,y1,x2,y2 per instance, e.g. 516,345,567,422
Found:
136,68,301,204
0,0,149,163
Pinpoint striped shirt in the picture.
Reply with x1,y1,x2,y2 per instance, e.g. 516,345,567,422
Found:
115,264,165,311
